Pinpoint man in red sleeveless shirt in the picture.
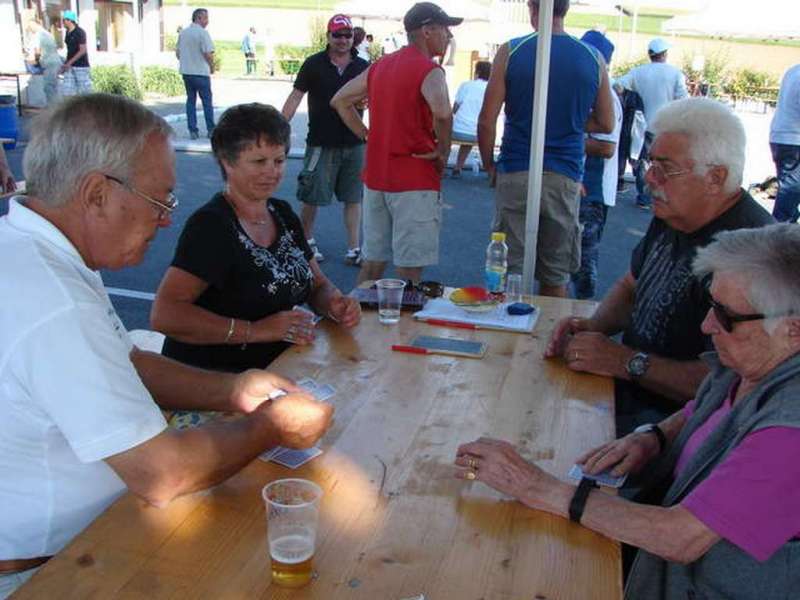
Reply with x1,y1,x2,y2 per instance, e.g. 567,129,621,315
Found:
332,2,461,282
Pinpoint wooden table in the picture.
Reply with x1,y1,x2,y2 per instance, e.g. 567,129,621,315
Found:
16,296,621,599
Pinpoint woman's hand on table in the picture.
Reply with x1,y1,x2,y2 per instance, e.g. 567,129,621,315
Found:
229,369,304,413
577,432,660,477
258,392,334,449
327,295,361,328
256,310,316,345
454,437,567,512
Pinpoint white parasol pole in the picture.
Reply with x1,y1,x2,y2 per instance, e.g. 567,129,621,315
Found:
522,0,554,294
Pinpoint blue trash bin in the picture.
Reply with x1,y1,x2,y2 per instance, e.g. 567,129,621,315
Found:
0,95,18,150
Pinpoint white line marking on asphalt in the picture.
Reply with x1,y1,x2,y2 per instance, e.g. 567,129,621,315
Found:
106,287,156,301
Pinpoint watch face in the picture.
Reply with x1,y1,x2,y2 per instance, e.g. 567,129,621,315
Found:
627,353,649,377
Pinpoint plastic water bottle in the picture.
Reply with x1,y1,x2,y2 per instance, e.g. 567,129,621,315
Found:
484,232,508,293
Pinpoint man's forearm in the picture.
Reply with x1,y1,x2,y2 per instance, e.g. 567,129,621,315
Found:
433,114,452,160
631,357,709,404
131,348,236,411
478,120,496,170
588,274,635,334
335,105,368,140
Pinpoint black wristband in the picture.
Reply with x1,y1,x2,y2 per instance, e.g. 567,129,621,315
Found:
651,425,667,454
569,477,599,523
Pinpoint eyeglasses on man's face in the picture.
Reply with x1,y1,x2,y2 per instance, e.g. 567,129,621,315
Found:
331,31,353,39
642,158,692,184
104,175,178,220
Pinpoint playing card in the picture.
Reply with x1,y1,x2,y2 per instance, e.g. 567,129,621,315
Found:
567,464,628,488
296,377,318,392
270,447,323,469
313,383,335,402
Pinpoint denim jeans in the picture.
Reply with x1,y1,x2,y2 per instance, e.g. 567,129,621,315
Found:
770,143,800,223
182,74,215,135
571,201,608,300
632,131,654,207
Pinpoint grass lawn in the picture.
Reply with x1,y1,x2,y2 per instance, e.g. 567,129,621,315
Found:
566,12,672,37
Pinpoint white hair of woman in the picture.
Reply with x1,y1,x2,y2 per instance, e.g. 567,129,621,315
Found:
650,97,745,194
694,223,800,333
23,93,172,207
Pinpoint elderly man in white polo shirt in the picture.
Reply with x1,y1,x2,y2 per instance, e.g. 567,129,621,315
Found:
0,93,333,598
176,8,216,139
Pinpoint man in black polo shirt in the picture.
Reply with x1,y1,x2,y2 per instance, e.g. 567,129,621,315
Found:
282,13,369,265
59,10,92,96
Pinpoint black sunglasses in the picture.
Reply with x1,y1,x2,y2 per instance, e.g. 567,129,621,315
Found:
331,31,353,39
708,297,766,333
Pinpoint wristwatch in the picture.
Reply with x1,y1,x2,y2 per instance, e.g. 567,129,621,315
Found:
633,423,667,454
625,351,650,379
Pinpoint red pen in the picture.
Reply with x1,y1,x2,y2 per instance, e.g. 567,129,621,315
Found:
391,344,429,354
421,318,478,330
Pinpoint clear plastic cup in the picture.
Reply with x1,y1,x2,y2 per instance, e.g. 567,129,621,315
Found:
506,273,523,304
262,478,323,588
375,278,405,325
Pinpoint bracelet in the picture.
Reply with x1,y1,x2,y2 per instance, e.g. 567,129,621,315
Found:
224,317,235,343
241,320,252,350
568,477,598,524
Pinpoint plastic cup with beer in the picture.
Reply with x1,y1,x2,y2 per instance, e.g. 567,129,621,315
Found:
262,478,323,588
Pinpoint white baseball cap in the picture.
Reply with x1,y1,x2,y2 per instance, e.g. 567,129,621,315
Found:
648,38,670,54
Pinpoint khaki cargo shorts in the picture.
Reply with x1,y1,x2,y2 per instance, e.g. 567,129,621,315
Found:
494,170,581,287
362,187,442,267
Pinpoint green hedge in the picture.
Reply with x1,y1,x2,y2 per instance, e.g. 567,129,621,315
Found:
90,65,142,100
141,66,184,97
274,44,308,75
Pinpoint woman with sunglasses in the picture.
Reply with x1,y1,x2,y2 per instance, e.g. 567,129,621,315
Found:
151,103,360,372
454,223,800,599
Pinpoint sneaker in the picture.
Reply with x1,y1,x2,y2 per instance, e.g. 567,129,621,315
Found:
307,238,324,262
189,131,199,140
345,247,362,266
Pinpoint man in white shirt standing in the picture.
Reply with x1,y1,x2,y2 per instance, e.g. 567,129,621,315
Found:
616,38,687,209
0,94,332,599
176,8,216,140
770,63,800,223
451,60,490,177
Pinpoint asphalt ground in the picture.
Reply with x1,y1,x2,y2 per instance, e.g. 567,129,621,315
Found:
2,141,651,331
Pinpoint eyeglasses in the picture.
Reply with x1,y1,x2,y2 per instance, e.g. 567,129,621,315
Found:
642,158,691,184
417,280,444,298
104,175,178,219
331,31,353,39
708,297,766,333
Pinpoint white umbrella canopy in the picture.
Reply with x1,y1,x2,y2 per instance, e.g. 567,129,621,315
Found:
335,0,490,22
663,0,800,39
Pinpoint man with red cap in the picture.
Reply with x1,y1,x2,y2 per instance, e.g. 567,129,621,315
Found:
282,14,369,266
331,2,462,283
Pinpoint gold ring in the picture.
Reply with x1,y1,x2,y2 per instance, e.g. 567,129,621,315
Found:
573,351,580,361
466,457,478,469
465,470,477,480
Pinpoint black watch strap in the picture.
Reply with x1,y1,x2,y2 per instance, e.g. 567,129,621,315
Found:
569,477,599,523
650,424,667,454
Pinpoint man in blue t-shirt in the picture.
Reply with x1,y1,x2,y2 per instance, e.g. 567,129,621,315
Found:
478,0,613,298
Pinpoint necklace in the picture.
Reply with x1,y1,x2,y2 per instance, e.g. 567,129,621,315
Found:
225,192,269,225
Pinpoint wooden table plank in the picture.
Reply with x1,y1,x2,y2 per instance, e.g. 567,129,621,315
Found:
15,296,621,600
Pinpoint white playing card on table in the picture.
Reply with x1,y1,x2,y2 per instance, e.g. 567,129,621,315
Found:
567,464,628,488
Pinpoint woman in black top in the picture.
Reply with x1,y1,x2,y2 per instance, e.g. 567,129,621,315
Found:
152,103,361,372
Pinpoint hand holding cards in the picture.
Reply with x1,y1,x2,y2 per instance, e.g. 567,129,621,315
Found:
567,464,628,488
260,376,336,469
282,306,322,345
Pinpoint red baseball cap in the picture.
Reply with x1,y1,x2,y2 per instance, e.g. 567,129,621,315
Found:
328,14,353,33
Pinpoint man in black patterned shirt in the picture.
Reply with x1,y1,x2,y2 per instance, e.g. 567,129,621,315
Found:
545,98,773,435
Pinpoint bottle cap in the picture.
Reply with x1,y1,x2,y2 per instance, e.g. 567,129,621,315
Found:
491,232,506,242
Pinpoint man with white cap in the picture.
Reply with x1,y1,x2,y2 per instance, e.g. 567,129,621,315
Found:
616,38,687,209
59,10,92,96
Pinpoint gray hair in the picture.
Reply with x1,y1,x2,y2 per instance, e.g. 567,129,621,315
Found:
23,93,172,208
693,224,800,333
650,97,745,194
